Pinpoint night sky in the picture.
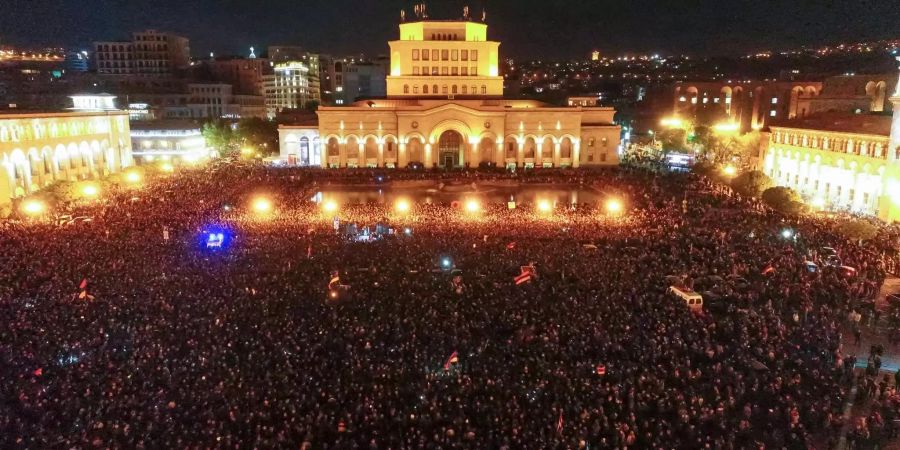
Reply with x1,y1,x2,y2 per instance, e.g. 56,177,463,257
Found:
2,0,899,59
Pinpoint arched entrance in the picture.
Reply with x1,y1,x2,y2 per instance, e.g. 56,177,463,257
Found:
438,130,463,168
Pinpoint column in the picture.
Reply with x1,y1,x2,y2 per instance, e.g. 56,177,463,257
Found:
339,141,347,167
496,139,504,166
553,142,561,167
516,139,524,167
398,143,407,168
358,143,364,167
535,141,543,167
378,143,385,167
573,141,581,168
425,143,433,168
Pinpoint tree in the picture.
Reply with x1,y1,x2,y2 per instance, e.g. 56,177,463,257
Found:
236,118,278,156
761,186,804,214
202,121,237,157
657,128,689,152
835,218,878,241
304,100,320,113
731,170,774,198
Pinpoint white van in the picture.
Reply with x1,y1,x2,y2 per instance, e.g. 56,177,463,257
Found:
668,286,704,312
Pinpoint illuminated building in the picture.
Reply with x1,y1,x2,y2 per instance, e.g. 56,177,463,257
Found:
94,30,190,76
673,81,823,132
207,57,271,96
0,109,132,209
187,83,265,119
130,120,210,164
69,94,118,111
262,62,313,118
760,80,900,220
279,8,621,168
591,50,600,61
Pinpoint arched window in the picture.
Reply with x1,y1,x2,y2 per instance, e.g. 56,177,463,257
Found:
404,85,409,94
442,85,448,94
414,85,419,94
423,85,429,94
433,84,438,94
452,85,458,94
481,85,487,95
461,85,467,95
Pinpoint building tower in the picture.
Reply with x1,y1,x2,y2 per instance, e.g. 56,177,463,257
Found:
385,5,502,98
877,59,900,221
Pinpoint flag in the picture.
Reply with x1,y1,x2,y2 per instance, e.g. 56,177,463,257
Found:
307,244,313,258
328,275,340,290
444,350,459,370
506,241,516,250
761,264,775,276
595,363,606,376
79,278,88,290
556,411,564,434
514,265,536,285
33,367,42,376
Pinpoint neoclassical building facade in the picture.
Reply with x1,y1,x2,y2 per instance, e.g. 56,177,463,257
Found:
280,15,621,169
761,83,900,221
0,111,133,208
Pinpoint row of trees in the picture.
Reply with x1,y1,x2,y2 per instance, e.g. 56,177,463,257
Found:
730,170,878,241
201,118,279,158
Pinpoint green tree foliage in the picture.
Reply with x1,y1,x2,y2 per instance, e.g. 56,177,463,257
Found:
761,186,804,214
731,170,774,198
202,121,237,157
658,128,689,152
835,218,878,241
236,118,279,155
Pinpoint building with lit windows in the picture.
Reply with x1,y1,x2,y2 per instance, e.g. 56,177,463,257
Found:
94,30,190,76
279,9,621,169
130,120,210,164
262,62,312,118
760,74,900,221
0,109,132,209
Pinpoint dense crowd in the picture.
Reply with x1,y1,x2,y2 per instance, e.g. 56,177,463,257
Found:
1,164,899,449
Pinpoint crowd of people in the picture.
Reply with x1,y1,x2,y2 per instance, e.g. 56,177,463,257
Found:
1,163,899,449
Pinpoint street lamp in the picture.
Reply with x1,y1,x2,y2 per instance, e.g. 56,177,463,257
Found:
660,117,684,128
21,199,46,216
82,184,99,198
536,199,553,214
395,198,411,214
605,198,623,215
125,171,141,184
252,196,273,214
322,200,339,213
722,165,737,177
713,121,739,133
465,199,481,214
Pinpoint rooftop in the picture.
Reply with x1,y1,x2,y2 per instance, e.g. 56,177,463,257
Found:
771,112,893,136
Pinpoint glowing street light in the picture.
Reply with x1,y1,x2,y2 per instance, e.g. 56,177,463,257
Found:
160,162,175,173
781,228,793,239
713,121,739,133
322,200,339,213
82,184,99,198
722,165,737,177
464,199,481,213
811,196,826,210
605,198,623,215
252,196,273,214
395,198,411,214
125,171,142,184
660,117,684,128
536,199,553,214
21,199,46,216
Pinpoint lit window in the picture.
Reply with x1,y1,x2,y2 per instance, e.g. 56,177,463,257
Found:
471,50,478,61
422,50,429,61
452,67,458,76
431,50,439,61
441,50,449,61
481,85,486,94
461,67,468,76
442,85,448,94
441,67,448,75
770,110,776,117
461,50,468,61
414,85,419,94
691,97,697,104
336,99,344,104
472,66,477,76
413,67,420,75
412,49,420,60
451,50,458,61
771,98,778,104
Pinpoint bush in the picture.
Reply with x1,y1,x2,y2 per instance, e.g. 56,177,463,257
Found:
731,170,773,198
761,186,804,214
835,218,878,241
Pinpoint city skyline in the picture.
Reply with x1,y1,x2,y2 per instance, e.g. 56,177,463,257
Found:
2,0,900,59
